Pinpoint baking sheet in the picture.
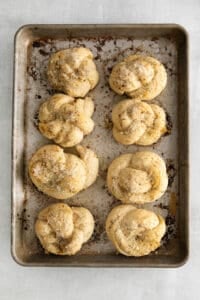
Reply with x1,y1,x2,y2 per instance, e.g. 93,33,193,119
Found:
12,25,189,267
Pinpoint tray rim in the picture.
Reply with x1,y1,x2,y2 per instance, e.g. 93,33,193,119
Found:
11,23,189,268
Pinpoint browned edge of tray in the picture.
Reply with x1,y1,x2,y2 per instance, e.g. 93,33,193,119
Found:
12,24,189,267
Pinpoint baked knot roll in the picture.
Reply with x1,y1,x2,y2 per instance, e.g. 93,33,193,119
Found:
109,55,167,100
107,151,168,204
106,205,166,256
29,144,99,199
47,47,99,97
112,99,167,145
35,203,94,255
38,94,95,147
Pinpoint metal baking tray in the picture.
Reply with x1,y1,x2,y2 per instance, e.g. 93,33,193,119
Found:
12,24,189,267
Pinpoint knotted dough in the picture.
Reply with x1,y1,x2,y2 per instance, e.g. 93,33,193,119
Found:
107,151,168,204
109,55,167,100
106,205,166,256
38,94,95,147
35,203,94,255
47,47,99,97
112,99,167,145
29,144,99,199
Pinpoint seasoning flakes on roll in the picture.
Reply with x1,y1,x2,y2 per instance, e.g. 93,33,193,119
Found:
106,205,166,257
109,55,167,100
112,99,167,146
29,144,99,199
35,203,94,255
47,47,99,97
107,151,168,204
38,93,95,147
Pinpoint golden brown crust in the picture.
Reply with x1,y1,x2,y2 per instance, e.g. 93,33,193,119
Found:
112,99,167,145
35,203,94,255
38,94,95,147
47,47,99,97
106,205,166,256
28,144,99,199
107,151,168,204
109,55,167,100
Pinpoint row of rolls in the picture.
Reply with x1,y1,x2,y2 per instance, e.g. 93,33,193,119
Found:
29,46,169,257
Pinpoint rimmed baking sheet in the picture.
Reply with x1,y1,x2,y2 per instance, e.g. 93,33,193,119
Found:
12,24,189,267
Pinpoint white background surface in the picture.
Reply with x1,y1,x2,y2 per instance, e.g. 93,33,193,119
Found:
0,0,199,299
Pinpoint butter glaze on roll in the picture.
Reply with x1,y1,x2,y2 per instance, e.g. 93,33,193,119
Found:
47,47,99,97
39,94,95,147
109,55,167,100
107,151,168,204
35,203,94,255
112,99,167,145
29,144,99,199
106,205,166,256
